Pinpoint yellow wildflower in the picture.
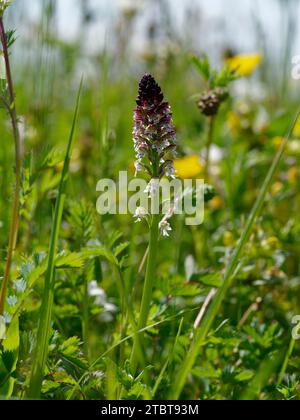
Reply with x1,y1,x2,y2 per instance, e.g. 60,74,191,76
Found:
223,231,235,247
174,155,204,179
261,237,279,253
209,196,224,210
272,136,285,150
271,182,284,197
226,53,263,77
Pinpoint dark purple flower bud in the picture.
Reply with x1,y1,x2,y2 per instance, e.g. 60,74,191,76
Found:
136,74,164,107
133,74,177,178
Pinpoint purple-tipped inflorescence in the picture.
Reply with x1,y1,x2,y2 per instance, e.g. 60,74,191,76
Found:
133,74,177,179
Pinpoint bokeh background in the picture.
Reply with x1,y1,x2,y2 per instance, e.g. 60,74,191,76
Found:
2,0,300,244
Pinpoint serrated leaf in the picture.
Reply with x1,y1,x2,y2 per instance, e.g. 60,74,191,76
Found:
3,317,19,352
113,242,130,258
173,284,202,297
191,272,223,288
192,55,211,80
2,351,17,373
56,252,84,269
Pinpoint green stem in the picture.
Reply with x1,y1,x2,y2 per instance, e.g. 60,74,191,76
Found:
82,278,90,361
0,17,22,316
130,213,160,372
204,116,215,181
278,337,296,386
169,109,300,399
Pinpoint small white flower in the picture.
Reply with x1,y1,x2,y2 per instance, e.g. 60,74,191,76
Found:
7,295,17,307
153,140,170,154
134,206,148,222
144,178,160,196
0,316,6,340
164,161,176,179
88,281,106,300
209,145,223,164
134,160,143,176
91,371,104,380
3,312,11,323
14,279,27,293
104,303,118,313
159,220,172,237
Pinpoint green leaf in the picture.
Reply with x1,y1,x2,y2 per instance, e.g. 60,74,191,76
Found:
113,242,130,258
3,317,19,352
191,272,223,288
56,252,85,269
191,55,211,80
235,370,255,382
2,351,16,373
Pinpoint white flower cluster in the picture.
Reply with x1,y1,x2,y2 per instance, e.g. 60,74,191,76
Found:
134,206,148,223
144,178,160,197
159,220,172,237
88,281,117,313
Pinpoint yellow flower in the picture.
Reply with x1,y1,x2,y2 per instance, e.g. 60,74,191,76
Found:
174,155,204,179
226,53,263,77
261,237,280,252
272,136,285,150
271,182,284,197
223,231,235,247
210,196,224,210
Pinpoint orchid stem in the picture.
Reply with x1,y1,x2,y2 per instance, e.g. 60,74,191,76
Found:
130,213,160,373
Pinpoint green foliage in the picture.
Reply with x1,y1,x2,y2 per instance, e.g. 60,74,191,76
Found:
192,55,237,89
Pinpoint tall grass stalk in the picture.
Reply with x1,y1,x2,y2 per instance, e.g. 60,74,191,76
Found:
170,109,300,399
27,81,83,399
0,16,22,315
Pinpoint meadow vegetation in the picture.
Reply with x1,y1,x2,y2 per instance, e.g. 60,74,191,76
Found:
0,0,300,400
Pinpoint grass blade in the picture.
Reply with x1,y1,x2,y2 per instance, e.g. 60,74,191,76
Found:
27,81,83,399
241,350,284,400
170,109,300,399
